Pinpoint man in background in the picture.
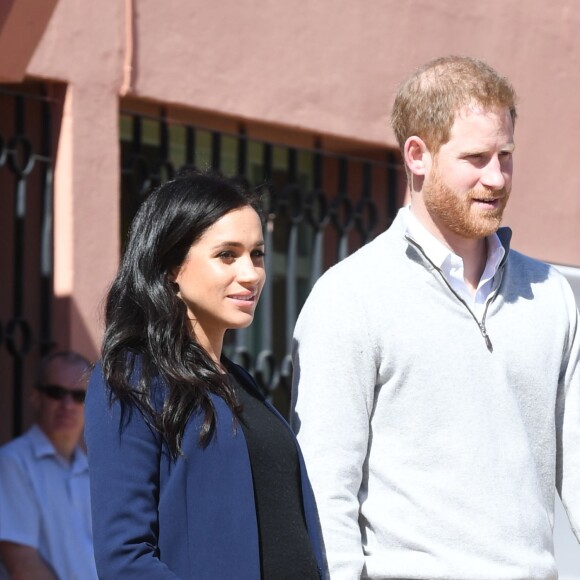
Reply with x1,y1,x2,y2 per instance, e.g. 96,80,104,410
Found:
292,56,580,578
0,351,98,579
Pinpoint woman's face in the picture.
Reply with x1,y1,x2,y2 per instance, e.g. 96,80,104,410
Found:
173,206,265,355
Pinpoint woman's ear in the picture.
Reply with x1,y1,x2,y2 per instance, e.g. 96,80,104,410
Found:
168,268,180,293
404,136,431,177
168,266,180,283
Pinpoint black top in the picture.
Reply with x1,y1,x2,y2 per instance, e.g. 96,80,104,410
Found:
230,373,319,580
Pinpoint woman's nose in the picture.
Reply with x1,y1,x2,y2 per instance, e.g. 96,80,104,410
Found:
237,256,263,284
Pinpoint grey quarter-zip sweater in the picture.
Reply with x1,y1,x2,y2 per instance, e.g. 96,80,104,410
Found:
292,208,580,580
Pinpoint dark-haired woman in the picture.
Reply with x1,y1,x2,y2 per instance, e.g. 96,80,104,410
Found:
85,171,326,579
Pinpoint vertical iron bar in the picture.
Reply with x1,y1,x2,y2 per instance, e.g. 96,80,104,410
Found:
160,113,168,161
39,96,53,355
386,152,399,226
359,162,374,245
234,128,249,350
285,149,298,352
131,114,143,215
310,148,324,288
288,148,297,183
132,113,142,151
338,158,347,193
363,162,372,198
337,157,349,261
261,143,273,351
313,139,323,188
186,126,195,167
11,96,26,436
211,131,221,171
237,125,247,177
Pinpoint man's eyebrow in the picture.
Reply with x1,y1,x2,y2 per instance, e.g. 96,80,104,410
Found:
459,143,515,156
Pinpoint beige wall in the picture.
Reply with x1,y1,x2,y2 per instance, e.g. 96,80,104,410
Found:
3,0,580,352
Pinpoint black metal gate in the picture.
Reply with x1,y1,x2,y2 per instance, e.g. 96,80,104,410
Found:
0,84,56,440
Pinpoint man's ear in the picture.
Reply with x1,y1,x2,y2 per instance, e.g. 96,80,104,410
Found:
404,136,431,177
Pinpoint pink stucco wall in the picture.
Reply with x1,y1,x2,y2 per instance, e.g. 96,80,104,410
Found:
13,0,124,358
2,0,580,570
4,0,580,354
126,0,580,264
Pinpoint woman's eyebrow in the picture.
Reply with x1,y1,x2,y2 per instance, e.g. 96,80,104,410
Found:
211,240,265,250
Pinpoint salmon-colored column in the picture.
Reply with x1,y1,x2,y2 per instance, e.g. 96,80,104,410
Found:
52,84,119,360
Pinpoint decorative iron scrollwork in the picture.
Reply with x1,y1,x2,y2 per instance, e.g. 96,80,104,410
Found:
7,134,36,177
5,317,33,357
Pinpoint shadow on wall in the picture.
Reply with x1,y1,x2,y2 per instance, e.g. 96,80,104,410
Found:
0,0,60,82
52,294,101,364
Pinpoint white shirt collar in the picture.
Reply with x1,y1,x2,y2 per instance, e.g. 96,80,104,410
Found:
402,205,505,314
29,424,88,472
479,231,505,289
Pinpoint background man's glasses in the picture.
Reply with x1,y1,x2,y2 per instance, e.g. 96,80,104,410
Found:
36,384,86,404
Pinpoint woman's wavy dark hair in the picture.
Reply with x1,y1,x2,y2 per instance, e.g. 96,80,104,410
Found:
101,168,262,459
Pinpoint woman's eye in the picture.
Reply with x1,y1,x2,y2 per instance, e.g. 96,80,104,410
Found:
252,249,265,258
217,251,234,260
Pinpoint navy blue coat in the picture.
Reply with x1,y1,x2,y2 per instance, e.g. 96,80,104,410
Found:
85,360,326,579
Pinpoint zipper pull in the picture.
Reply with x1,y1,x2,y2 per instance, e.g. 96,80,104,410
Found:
480,324,493,352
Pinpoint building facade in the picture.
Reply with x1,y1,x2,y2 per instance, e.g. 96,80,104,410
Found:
1,0,579,571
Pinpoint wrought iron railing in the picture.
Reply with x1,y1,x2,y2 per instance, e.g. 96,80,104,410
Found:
120,110,404,415
0,85,55,438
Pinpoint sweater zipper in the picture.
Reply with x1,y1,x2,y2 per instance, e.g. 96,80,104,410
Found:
405,236,507,353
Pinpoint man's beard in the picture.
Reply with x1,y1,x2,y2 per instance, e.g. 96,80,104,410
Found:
422,166,510,240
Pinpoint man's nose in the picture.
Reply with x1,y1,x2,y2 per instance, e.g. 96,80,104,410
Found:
60,393,80,406
481,156,508,190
